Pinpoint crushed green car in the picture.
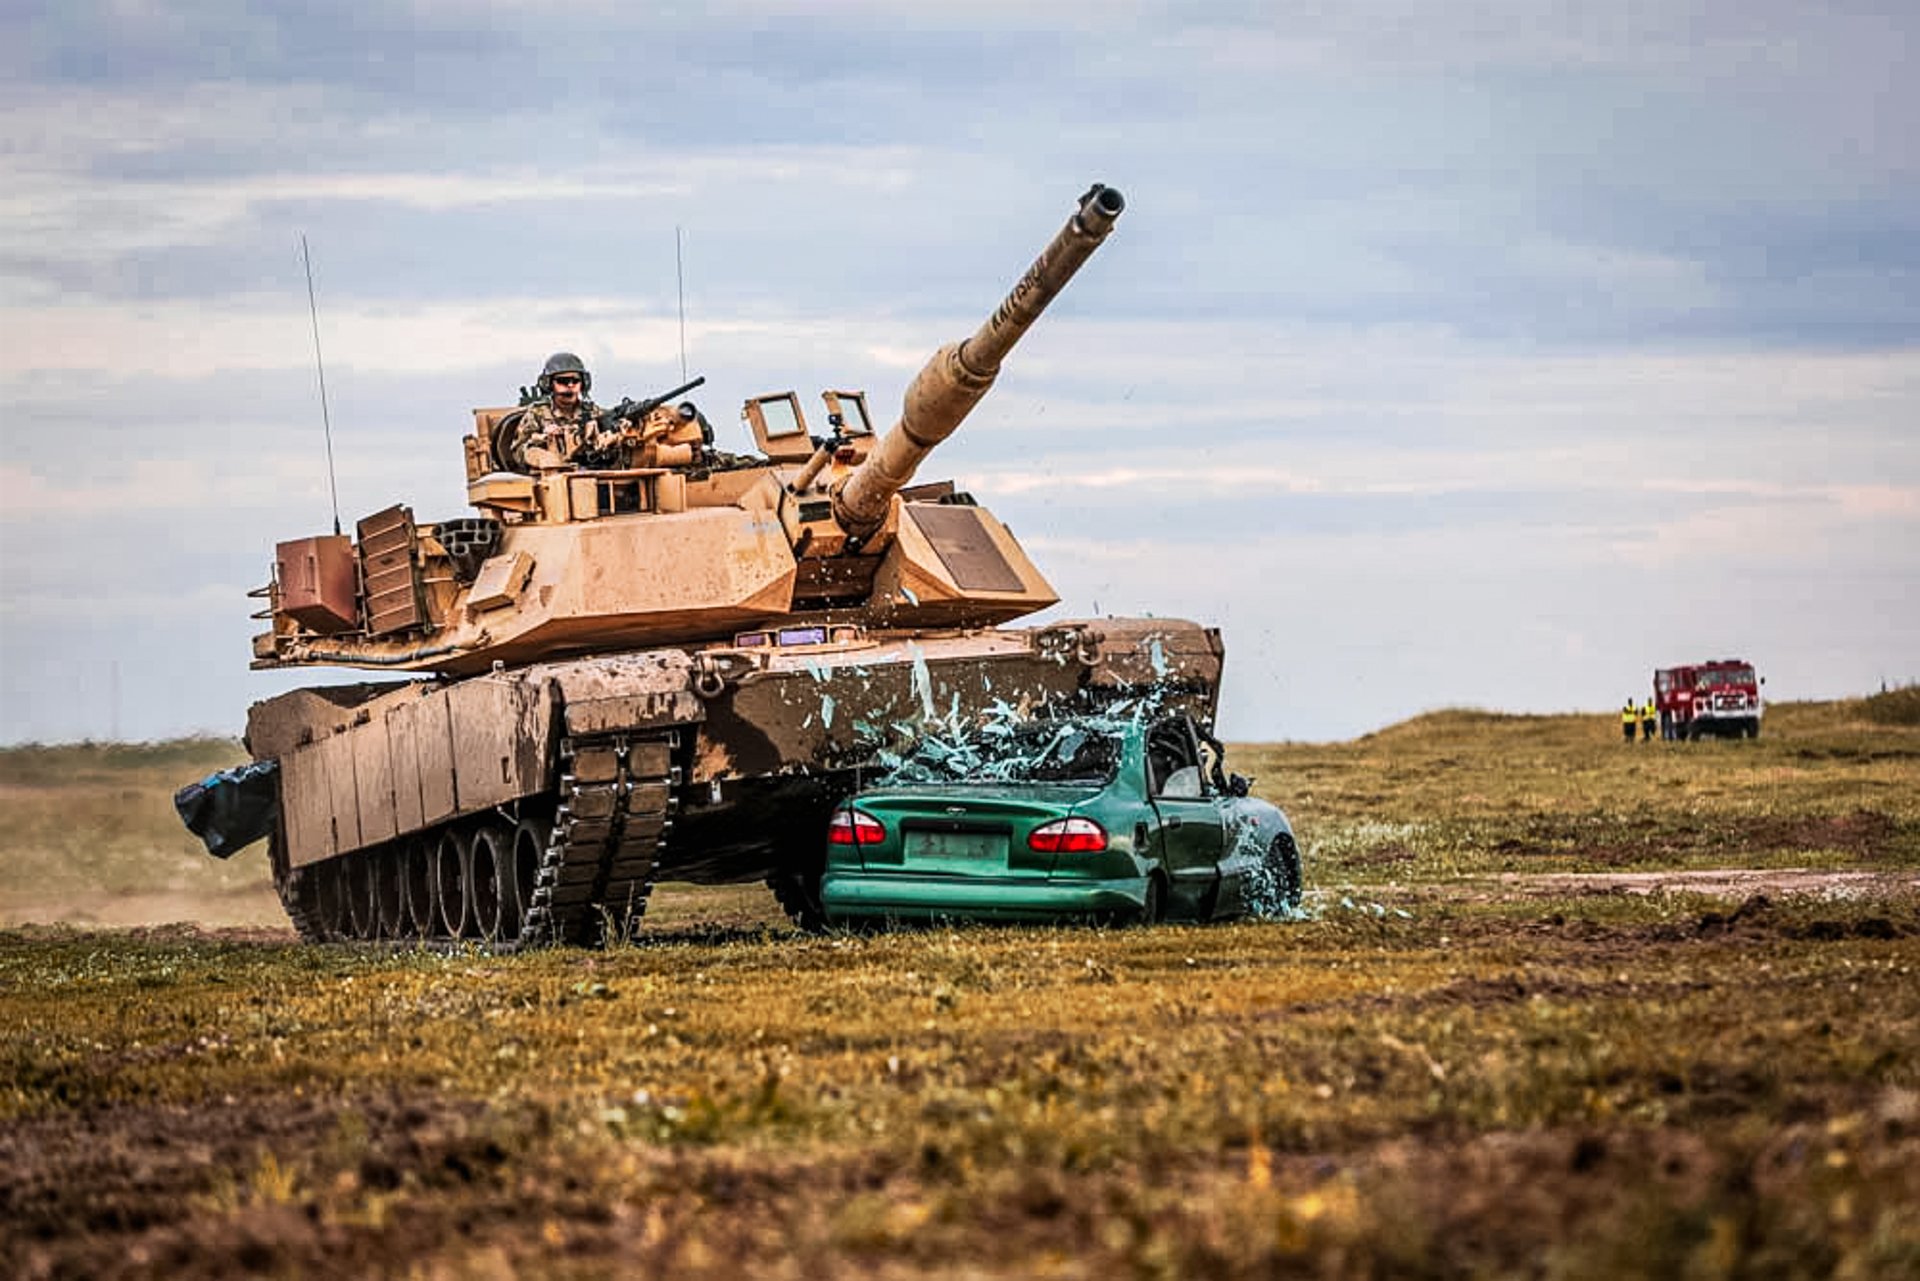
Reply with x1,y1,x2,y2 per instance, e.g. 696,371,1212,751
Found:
821,711,1301,926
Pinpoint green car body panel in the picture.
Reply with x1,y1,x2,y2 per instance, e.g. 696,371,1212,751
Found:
820,714,1299,924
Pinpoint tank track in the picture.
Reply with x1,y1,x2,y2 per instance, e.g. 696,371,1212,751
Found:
270,725,683,948
519,727,681,947
270,834,334,945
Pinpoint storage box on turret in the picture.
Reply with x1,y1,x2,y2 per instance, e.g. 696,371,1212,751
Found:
275,535,358,634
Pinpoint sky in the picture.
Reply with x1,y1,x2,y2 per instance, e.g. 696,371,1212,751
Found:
1,0,1915,745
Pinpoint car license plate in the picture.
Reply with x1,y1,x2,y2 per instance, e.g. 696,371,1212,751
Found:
905,830,1004,862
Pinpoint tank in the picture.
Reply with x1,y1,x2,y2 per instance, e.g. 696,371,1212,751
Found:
179,184,1228,945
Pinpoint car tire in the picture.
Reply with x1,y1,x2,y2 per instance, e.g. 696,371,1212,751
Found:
1264,833,1303,914
768,870,830,934
1135,874,1166,927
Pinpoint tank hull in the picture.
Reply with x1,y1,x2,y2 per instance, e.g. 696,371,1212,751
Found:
251,617,1222,943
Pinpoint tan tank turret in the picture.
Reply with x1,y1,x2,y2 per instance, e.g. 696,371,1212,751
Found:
181,184,1231,947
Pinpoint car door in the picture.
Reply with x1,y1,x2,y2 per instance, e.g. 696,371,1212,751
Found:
1196,731,1260,919
1145,716,1226,917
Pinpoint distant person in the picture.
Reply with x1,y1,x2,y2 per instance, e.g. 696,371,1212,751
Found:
1640,699,1657,742
507,352,622,471
1621,699,1637,744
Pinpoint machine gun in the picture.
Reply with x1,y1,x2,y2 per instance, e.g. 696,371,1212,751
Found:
592,375,707,434
577,375,709,468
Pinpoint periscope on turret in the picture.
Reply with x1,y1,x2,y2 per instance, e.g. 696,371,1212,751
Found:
178,184,1233,947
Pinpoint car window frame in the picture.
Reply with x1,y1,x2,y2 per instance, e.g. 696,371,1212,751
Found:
1146,714,1211,799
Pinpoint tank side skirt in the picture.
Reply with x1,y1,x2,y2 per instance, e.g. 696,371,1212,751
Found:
266,726,683,947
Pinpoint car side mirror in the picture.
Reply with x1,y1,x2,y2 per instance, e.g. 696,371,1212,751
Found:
1228,773,1251,798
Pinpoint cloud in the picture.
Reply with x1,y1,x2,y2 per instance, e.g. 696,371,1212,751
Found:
7,3,1916,349
2,2,1917,744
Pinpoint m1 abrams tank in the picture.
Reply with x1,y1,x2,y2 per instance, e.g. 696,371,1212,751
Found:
180,184,1227,945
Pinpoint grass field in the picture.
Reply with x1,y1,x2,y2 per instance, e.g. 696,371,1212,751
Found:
3,698,1917,1278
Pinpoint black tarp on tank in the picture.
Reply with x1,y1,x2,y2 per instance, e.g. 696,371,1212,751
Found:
174,760,280,859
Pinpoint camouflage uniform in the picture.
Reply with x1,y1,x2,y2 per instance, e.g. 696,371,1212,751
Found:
508,399,606,471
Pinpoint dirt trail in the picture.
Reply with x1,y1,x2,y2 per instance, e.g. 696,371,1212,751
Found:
1499,867,1920,900
6,870,1916,936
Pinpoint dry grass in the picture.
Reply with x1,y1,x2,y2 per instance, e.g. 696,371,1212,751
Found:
0,739,254,895
1853,684,1920,727
2,702,1917,1278
1233,699,1920,885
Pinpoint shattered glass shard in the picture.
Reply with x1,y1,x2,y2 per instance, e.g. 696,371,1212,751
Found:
908,644,935,719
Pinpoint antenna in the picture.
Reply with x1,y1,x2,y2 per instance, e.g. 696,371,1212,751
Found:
300,233,343,537
675,225,688,382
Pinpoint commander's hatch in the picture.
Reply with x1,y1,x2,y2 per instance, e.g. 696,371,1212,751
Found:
743,393,815,462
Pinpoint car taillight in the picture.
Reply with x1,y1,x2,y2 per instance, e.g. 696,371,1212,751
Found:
1028,817,1107,853
828,808,886,846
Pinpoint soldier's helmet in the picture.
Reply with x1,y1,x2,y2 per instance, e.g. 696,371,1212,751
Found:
537,351,592,396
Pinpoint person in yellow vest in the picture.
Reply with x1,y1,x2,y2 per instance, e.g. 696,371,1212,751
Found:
1622,699,1638,743
1640,699,1657,742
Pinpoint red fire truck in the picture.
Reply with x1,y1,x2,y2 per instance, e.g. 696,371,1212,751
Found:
1653,659,1764,740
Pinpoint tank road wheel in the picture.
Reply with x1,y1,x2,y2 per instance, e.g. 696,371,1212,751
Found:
467,820,512,944
402,836,435,937
506,813,551,945
433,826,472,939
312,857,351,939
374,847,408,939
344,851,380,940
1262,833,1303,916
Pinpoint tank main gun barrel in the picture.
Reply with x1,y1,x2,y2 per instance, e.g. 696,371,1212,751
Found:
831,184,1126,539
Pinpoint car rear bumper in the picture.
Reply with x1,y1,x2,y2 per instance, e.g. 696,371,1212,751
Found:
821,871,1149,921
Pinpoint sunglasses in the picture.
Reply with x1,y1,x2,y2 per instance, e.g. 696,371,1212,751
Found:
552,375,583,387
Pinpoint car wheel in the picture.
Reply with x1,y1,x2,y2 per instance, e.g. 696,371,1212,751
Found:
1136,874,1166,927
1263,833,1303,915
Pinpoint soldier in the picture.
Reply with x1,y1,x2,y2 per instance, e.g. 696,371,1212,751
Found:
507,352,622,471
1640,699,1657,743
1621,699,1637,744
